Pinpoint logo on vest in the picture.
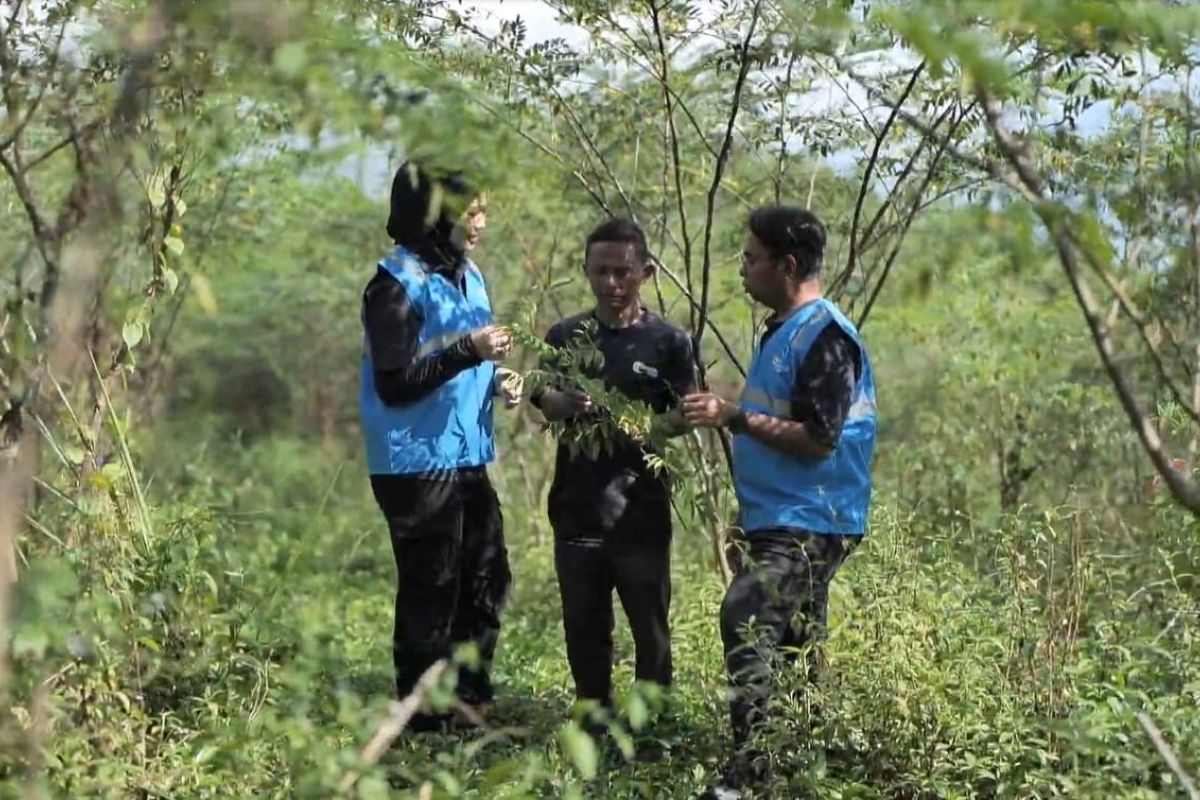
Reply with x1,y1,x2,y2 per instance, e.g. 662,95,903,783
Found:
632,361,659,378
772,348,790,374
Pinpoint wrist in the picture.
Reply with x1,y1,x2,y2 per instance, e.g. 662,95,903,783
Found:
461,333,481,361
725,407,749,434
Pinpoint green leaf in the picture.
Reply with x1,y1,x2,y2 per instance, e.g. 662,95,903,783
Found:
273,41,307,78
626,691,649,731
62,443,86,466
559,722,598,780
122,320,144,349
162,265,180,294
356,777,390,800
480,758,524,787
164,236,185,256
147,174,167,208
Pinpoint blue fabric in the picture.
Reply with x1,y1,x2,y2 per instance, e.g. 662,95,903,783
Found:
359,247,496,475
732,299,877,535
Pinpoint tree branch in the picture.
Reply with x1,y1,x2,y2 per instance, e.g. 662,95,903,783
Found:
600,8,720,160
847,61,925,282
976,87,1200,516
473,98,615,214
696,0,762,363
1136,713,1199,800
0,150,56,283
652,256,746,378
858,102,966,253
430,11,639,218
842,60,994,176
649,0,697,333
1088,259,1200,428
338,660,449,794
0,13,70,152
773,50,799,205
23,120,103,173
856,106,964,327
858,177,985,253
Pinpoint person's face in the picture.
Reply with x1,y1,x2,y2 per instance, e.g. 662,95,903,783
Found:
739,232,790,307
450,196,488,251
584,241,650,313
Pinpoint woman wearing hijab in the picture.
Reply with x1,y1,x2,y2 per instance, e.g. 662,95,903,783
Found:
359,160,520,731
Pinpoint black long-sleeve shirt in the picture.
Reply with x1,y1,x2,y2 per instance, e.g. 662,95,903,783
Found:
361,264,482,406
533,308,698,540
759,311,862,449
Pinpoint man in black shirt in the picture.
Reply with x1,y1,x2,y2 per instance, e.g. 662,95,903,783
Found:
531,218,697,729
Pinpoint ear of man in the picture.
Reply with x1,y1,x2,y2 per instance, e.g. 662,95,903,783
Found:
779,253,800,278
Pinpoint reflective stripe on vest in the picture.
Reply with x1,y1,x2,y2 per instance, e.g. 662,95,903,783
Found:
742,386,790,417
742,382,877,421
417,331,468,358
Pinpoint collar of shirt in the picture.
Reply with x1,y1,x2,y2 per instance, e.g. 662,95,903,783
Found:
589,305,649,332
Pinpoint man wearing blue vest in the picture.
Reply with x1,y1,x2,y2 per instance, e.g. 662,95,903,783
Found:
359,161,521,733
680,205,877,798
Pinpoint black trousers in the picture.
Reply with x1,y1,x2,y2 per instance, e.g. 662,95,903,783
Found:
719,529,857,749
370,468,512,710
553,530,673,707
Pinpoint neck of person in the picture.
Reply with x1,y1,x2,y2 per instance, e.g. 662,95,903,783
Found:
594,300,644,329
768,280,823,322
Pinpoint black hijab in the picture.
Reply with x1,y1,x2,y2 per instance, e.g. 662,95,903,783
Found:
386,160,477,275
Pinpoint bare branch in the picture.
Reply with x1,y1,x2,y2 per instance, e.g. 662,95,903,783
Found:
842,60,994,176
0,150,56,276
24,120,103,172
649,0,697,332
858,102,964,252
338,660,449,794
859,177,985,253
1088,261,1200,427
1136,713,1200,800
976,87,1200,515
847,62,925,280
810,56,883,139
696,0,763,362
653,256,746,378
429,11,638,217
600,8,719,160
774,50,799,204
472,98,615,214
0,14,71,152
857,107,965,327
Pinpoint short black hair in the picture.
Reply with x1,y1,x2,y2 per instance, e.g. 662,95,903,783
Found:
748,205,827,281
584,217,650,264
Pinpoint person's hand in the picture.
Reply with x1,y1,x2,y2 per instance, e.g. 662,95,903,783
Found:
494,368,524,409
542,388,594,420
680,392,739,428
469,325,514,361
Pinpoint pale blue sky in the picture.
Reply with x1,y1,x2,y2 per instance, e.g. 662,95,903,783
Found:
337,1,1191,199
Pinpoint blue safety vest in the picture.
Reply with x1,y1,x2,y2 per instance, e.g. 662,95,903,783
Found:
359,247,496,475
732,298,877,535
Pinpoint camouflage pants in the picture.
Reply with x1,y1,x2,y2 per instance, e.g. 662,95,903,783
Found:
719,528,859,749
